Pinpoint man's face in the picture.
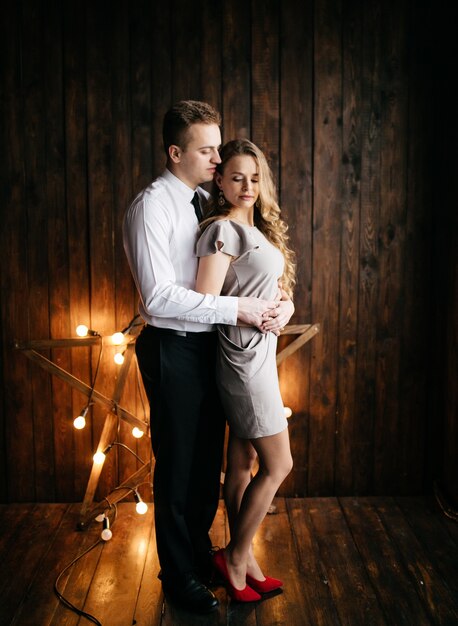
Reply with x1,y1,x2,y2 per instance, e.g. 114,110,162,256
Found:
171,123,222,189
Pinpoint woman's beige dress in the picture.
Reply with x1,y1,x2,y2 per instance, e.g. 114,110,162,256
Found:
196,219,287,439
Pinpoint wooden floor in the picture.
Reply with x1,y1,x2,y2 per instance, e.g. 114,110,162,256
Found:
0,497,457,626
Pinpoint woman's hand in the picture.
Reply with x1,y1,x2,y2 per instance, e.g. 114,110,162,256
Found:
260,289,294,334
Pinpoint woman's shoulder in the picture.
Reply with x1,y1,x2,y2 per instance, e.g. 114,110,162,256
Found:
197,219,257,257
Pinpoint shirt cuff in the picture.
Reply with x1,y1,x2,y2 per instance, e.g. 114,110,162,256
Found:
216,295,238,325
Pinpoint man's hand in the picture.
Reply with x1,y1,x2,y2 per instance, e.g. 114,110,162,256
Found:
237,297,279,330
260,289,295,334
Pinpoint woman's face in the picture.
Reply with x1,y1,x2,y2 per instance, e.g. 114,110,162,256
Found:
216,155,259,211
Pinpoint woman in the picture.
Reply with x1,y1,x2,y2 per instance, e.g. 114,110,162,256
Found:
195,139,296,602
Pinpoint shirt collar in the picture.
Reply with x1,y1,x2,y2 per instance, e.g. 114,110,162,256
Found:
163,168,196,203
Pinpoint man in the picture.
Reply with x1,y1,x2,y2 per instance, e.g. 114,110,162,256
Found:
123,100,293,613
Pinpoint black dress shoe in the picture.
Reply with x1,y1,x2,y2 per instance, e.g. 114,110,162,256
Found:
163,575,219,613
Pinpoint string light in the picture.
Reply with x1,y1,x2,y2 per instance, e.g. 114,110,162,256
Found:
134,490,148,515
101,515,112,541
75,324,99,337
73,415,86,430
114,351,125,365
111,332,125,345
93,451,106,465
73,406,89,430
111,315,143,347
132,427,144,439
284,406,293,418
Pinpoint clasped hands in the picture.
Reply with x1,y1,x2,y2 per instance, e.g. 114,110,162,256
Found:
260,285,294,335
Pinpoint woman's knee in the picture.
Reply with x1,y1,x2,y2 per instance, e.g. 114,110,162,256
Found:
275,452,293,481
259,452,293,483
243,445,258,471
228,439,257,473
283,453,294,478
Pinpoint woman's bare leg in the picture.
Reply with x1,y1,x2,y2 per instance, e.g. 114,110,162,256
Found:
224,433,257,533
223,434,265,580
224,428,292,589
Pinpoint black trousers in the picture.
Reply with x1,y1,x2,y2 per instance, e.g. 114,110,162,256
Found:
135,325,226,585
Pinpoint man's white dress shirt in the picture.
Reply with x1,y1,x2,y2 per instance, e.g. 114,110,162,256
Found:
123,168,238,332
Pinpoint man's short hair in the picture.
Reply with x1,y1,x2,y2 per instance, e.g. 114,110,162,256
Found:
162,100,221,155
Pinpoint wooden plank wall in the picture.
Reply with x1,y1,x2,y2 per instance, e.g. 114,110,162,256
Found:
0,0,451,503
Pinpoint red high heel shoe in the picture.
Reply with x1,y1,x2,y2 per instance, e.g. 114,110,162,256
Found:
246,574,283,593
212,550,261,602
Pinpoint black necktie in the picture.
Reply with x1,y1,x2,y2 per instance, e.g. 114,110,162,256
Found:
191,192,203,222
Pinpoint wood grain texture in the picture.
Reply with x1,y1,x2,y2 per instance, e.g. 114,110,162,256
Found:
131,0,154,191
334,0,362,494
287,498,341,624
112,1,139,489
86,0,117,499
63,0,93,499
0,504,68,625
306,498,387,624
279,0,314,495
172,0,201,102
2,498,457,625
222,0,251,142
45,0,72,502
1,0,35,502
353,0,382,494
0,0,453,502
373,0,408,494
308,0,343,494
251,0,280,179
375,497,458,624
22,0,54,503
340,497,431,624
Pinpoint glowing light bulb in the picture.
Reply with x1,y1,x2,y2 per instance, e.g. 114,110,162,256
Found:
134,490,148,514
136,501,148,515
132,427,144,439
114,352,125,365
76,324,88,337
93,451,106,464
73,415,86,430
111,331,124,345
95,513,105,522
74,406,89,430
101,516,112,541
76,324,99,337
284,406,293,418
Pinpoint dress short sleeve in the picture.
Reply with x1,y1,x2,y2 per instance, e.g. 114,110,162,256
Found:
196,220,259,258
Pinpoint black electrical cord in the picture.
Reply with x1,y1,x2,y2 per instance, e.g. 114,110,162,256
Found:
109,441,146,465
54,538,103,625
53,504,117,625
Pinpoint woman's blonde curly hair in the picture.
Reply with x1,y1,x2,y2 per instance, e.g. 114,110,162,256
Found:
201,138,296,298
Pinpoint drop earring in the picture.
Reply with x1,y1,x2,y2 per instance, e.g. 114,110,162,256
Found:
218,190,226,206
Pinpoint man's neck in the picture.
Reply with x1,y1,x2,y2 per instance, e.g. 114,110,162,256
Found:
166,163,197,191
